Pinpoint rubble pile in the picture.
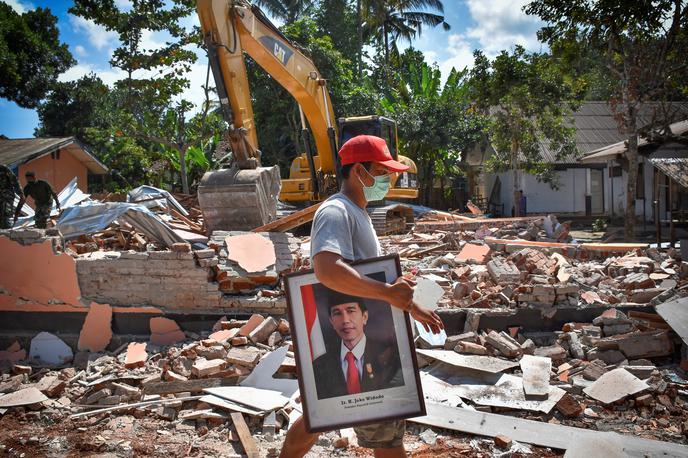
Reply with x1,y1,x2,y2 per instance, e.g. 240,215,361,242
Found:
418,306,688,444
379,223,687,311
0,314,298,456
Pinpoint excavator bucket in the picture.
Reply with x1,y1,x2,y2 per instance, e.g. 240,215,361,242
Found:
198,166,281,232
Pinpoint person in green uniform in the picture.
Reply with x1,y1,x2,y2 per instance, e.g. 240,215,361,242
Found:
0,164,23,229
18,171,60,229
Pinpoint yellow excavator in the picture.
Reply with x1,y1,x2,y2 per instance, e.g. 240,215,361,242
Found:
196,0,418,232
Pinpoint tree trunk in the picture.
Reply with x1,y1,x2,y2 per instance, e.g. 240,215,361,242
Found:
357,0,363,78
383,23,390,68
624,111,639,241
179,148,189,195
511,139,520,217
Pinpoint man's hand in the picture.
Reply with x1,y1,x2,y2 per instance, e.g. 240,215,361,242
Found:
409,302,444,334
384,278,414,311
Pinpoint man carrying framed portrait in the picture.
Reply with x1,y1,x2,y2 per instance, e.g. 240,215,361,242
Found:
279,135,444,458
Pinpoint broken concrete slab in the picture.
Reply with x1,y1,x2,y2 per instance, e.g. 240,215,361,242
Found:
421,367,565,413
583,368,649,404
655,296,688,347
240,346,298,398
225,233,276,273
124,342,148,368
456,243,491,264
203,386,289,412
29,332,73,365
413,278,448,347
416,349,519,374
413,402,688,457
0,387,48,408
520,354,551,399
77,302,113,352
199,394,265,416
149,317,186,346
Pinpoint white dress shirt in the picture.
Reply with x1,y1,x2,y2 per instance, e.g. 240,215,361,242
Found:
340,334,366,382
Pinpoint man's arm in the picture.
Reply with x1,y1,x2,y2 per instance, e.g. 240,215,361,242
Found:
313,251,443,333
49,184,60,209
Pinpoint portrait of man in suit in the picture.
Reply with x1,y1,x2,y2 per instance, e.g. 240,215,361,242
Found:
312,291,404,400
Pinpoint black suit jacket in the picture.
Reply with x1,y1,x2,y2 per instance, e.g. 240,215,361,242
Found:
312,337,404,400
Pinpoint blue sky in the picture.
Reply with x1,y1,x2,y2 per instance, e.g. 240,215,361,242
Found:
1,0,546,138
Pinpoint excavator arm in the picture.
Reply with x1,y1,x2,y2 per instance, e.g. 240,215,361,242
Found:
196,0,339,177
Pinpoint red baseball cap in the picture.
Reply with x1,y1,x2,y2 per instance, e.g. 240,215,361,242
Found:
338,135,409,172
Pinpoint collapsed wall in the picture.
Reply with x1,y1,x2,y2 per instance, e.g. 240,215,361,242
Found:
1,229,297,316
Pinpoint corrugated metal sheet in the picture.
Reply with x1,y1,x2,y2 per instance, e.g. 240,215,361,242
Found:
0,137,108,173
538,102,688,164
650,158,688,190
581,119,688,163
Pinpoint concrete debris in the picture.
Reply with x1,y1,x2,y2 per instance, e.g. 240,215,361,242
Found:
520,354,551,399
583,368,650,404
4,208,688,455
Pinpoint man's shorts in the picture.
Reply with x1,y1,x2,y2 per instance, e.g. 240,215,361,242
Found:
354,420,405,449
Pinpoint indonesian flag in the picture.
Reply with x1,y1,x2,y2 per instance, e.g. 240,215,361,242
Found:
301,284,326,361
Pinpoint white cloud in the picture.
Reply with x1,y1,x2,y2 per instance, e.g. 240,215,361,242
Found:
438,34,475,78
465,0,545,57
58,63,126,87
74,45,88,57
5,0,33,13
69,15,119,51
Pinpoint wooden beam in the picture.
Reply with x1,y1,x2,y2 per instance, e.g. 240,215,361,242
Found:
252,202,322,233
143,377,239,395
231,412,260,458
411,403,688,457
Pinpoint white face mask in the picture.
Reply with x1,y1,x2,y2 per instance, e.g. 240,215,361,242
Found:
357,166,391,202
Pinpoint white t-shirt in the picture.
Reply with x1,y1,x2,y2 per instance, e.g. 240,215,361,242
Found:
310,193,381,262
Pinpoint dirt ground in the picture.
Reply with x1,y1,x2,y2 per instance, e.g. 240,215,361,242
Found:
0,411,564,457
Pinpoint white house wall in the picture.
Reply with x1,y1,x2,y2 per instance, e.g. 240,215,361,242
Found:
487,161,658,220
494,169,589,215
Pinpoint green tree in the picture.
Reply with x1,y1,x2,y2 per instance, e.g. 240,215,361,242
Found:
469,46,584,216
381,53,486,206
247,17,377,175
70,0,214,194
35,74,111,139
363,0,450,67
254,0,317,24
526,0,688,239
0,2,74,109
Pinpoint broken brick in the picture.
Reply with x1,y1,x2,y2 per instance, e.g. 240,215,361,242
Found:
248,317,278,344
238,314,265,337
226,347,261,367
556,393,583,417
192,358,225,378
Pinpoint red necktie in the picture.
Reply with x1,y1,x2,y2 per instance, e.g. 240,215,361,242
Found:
345,351,361,394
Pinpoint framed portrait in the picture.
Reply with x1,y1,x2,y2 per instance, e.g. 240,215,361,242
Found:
284,254,425,432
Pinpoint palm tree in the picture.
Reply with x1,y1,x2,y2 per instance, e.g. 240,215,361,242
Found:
253,0,317,24
362,0,450,67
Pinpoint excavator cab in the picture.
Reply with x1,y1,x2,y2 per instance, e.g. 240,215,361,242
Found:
338,115,418,200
